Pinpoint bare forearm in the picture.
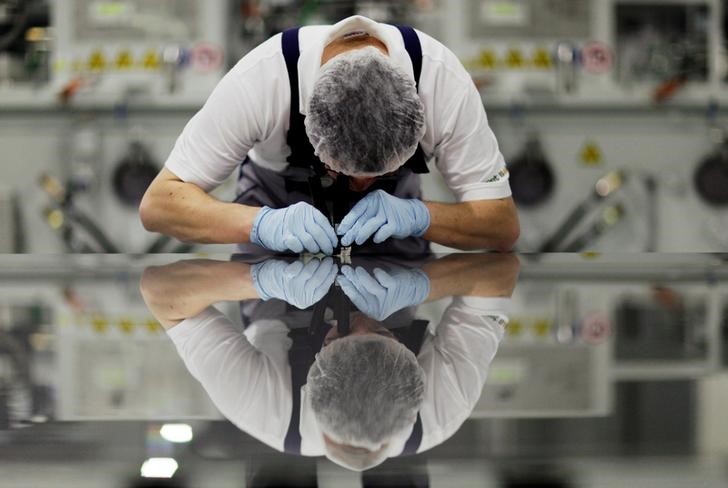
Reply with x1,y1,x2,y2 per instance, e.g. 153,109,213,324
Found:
423,199,520,251
423,253,520,301
140,260,258,327
140,178,259,244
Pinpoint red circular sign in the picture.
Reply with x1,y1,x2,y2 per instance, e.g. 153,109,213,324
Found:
582,41,614,74
581,311,611,344
191,43,224,72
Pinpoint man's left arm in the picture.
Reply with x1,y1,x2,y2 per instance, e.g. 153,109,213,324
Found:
337,42,520,251
422,53,520,251
424,197,519,251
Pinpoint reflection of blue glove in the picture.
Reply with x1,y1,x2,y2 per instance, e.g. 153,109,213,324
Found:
252,258,338,309
251,202,338,255
337,190,430,246
336,265,431,321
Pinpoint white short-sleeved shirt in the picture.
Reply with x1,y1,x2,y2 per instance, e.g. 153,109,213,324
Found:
166,296,509,456
165,15,511,202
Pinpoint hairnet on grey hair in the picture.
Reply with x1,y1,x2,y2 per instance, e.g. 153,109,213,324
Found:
304,47,426,176
307,334,425,467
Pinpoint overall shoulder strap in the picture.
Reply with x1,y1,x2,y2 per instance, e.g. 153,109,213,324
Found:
394,25,428,174
283,328,317,455
399,318,429,456
281,28,302,136
281,28,321,170
394,25,423,89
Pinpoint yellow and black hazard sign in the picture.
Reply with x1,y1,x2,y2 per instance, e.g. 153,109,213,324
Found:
142,49,160,70
580,141,603,166
505,48,525,69
87,50,107,71
531,47,552,69
115,49,134,70
478,49,498,69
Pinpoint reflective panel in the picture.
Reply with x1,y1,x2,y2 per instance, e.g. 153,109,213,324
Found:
0,253,727,487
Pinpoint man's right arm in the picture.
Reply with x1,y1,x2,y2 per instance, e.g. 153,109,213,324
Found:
139,167,259,244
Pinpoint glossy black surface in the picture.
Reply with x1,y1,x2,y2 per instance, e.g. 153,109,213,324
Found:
1,253,727,487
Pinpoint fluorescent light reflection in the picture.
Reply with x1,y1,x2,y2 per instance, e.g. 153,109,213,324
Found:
160,423,193,443
140,457,179,478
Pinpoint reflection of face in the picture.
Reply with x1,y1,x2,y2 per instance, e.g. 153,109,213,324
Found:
323,313,398,347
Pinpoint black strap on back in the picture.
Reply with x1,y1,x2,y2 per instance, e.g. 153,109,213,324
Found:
394,25,423,91
282,28,322,171
280,26,429,176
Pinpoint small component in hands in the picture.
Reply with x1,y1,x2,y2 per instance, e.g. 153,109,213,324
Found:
337,246,352,264
301,247,351,263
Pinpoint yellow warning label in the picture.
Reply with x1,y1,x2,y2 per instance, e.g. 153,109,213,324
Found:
115,50,134,70
507,319,523,336
533,319,552,337
532,47,552,69
581,251,602,259
478,49,498,69
142,49,160,70
118,318,135,334
505,48,525,69
145,319,161,333
91,314,108,334
87,50,107,71
580,141,603,166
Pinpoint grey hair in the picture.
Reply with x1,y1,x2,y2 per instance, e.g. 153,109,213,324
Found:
304,46,426,176
307,335,425,454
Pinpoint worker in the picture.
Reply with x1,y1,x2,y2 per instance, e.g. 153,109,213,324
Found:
140,16,519,254
140,253,518,471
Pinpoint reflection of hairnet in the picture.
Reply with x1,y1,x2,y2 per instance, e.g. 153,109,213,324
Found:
304,47,426,177
307,335,425,471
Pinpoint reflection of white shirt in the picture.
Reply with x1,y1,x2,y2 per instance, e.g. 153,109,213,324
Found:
164,15,511,202
166,296,509,456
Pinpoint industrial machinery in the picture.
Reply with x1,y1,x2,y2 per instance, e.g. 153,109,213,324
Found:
0,0,51,86
51,0,227,105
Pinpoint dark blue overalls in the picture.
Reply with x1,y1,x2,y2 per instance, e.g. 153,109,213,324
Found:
234,25,431,255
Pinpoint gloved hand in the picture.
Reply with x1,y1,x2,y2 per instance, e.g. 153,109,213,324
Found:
337,190,430,246
252,257,338,309
336,265,431,321
251,202,338,255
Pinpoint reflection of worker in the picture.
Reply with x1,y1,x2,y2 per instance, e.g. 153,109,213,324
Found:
140,16,519,254
140,254,519,471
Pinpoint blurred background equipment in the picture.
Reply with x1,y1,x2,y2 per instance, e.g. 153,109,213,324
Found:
0,0,50,85
0,0,728,252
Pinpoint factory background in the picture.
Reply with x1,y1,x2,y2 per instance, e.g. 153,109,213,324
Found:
1,0,727,253
1,2,728,488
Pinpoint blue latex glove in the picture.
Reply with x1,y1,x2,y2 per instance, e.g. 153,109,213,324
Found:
251,202,338,255
336,265,431,321
337,190,430,246
252,257,338,309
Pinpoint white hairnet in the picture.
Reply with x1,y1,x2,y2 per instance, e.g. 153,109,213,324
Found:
304,47,426,177
306,334,425,470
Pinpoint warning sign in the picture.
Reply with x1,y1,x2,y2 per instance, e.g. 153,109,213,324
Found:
531,47,552,69
505,48,525,69
142,49,161,70
87,50,107,71
582,42,613,74
580,141,603,166
479,49,498,69
115,50,134,70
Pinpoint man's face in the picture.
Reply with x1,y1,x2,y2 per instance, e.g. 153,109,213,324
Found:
324,163,398,192
322,312,397,347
